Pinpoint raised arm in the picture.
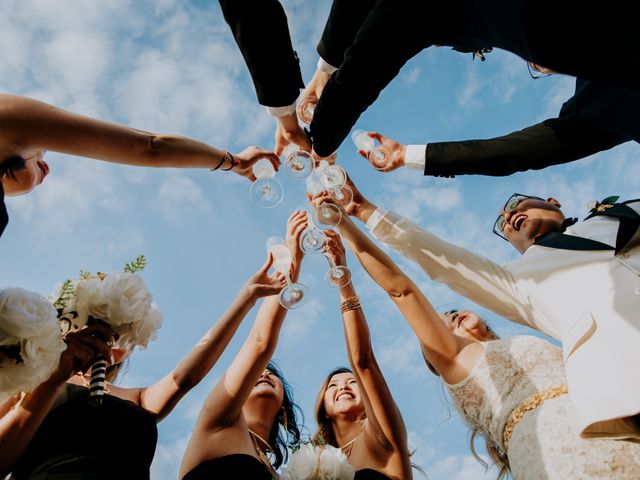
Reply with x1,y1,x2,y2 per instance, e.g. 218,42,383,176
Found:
121,257,285,420
180,211,307,473
0,94,279,181
0,325,113,475
325,232,410,467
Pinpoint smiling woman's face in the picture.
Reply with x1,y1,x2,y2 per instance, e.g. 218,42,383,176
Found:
1,150,49,196
323,372,364,418
249,368,285,406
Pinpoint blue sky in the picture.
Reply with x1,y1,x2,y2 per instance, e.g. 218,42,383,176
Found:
1,1,638,478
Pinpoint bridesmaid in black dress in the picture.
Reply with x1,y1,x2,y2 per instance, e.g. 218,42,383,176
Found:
180,211,307,479
0,254,286,479
312,231,413,480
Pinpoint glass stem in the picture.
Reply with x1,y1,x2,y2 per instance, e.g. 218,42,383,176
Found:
324,253,339,274
284,272,293,287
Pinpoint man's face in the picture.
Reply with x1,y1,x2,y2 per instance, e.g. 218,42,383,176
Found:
496,194,565,253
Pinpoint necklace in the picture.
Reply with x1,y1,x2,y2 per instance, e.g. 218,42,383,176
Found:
340,435,358,458
248,429,279,479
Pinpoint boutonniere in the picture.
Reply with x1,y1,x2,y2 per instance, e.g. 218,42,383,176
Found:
587,196,619,213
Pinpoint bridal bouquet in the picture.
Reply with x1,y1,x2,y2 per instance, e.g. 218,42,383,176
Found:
50,255,163,405
281,442,355,480
0,287,66,403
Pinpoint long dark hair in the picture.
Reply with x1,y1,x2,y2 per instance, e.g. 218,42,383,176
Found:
0,156,26,181
265,361,302,469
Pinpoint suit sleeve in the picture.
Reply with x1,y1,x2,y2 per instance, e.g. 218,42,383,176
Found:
424,117,627,177
218,0,304,107
317,0,377,68
310,0,427,156
370,210,539,329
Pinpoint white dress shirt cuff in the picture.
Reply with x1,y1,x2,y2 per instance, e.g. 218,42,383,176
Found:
405,144,426,170
266,102,297,117
365,208,388,231
317,57,338,75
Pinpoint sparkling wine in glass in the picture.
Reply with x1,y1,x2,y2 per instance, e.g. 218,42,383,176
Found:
250,159,284,208
266,236,308,309
323,252,352,288
283,144,314,180
351,129,390,170
296,95,317,126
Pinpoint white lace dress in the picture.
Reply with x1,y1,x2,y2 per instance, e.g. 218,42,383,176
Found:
445,336,640,479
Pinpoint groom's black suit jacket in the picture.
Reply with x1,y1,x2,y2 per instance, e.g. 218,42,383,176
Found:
310,0,640,156
424,78,640,177
218,0,303,107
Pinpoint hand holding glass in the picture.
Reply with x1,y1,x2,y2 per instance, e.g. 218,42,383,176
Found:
250,159,284,208
265,236,308,309
351,129,390,170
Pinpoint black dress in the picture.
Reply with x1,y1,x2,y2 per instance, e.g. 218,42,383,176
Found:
182,454,273,480
0,181,8,239
354,469,393,479
11,384,158,480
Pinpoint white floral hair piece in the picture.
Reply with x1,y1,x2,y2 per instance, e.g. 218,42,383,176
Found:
0,287,66,403
281,442,355,480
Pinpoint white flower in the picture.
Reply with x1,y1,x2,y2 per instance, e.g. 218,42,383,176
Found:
75,277,109,328
281,443,354,480
587,200,598,211
0,288,66,402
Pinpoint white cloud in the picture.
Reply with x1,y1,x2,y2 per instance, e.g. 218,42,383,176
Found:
151,435,190,480
426,454,499,480
540,75,575,119
281,297,324,346
402,67,422,85
154,172,212,224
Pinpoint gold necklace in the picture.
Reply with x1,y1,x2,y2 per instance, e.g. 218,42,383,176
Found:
340,435,358,458
248,429,279,479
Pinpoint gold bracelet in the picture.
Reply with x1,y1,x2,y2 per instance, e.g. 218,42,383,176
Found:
340,295,361,313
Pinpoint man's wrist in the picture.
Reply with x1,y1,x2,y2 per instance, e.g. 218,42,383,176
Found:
267,102,297,118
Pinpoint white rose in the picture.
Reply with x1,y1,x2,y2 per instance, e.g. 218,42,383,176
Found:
282,443,319,480
103,273,151,328
75,277,109,327
318,445,354,480
125,303,163,349
587,200,598,211
0,288,66,402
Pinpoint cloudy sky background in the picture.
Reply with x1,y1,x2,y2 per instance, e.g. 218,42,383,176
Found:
1,0,638,478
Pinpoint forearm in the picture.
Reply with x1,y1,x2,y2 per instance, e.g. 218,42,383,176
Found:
340,283,374,369
170,291,257,390
425,118,626,177
339,218,414,297
0,378,64,474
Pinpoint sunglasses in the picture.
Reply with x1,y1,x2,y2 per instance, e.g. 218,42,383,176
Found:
493,193,545,240
527,61,552,79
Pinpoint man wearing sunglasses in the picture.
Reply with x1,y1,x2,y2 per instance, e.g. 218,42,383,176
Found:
340,176,640,442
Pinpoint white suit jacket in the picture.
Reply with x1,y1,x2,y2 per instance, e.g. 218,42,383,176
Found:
368,204,640,439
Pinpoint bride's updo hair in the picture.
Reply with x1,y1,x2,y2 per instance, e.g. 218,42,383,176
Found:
265,361,303,469
312,367,365,447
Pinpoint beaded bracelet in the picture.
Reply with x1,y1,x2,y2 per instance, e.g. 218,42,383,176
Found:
340,295,361,313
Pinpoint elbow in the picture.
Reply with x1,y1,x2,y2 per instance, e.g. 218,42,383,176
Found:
351,347,375,371
387,280,415,300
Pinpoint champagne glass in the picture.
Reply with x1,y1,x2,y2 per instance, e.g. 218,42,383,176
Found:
283,144,314,180
318,161,347,191
351,129,390,170
323,252,352,288
250,159,284,208
296,95,317,126
312,202,342,229
299,217,328,256
265,236,308,309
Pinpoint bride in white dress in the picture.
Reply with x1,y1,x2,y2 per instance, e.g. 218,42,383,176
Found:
332,209,640,479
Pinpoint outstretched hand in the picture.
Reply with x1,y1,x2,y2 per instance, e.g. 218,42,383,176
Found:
243,252,286,300
357,131,406,172
232,146,280,182
324,229,348,267
285,209,309,262
306,172,368,219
